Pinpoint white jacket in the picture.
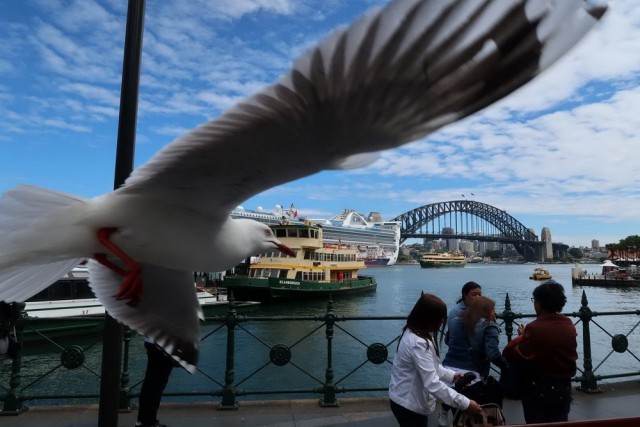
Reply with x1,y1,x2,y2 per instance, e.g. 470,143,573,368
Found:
389,329,470,415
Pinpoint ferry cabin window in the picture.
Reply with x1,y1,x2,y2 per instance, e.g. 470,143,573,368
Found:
299,229,309,238
279,270,287,278
302,271,324,281
304,251,311,260
295,271,302,280
275,228,286,238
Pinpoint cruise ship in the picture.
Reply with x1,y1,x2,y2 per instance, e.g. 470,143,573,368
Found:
230,207,401,266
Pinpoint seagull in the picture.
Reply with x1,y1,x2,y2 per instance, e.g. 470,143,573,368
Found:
0,0,606,371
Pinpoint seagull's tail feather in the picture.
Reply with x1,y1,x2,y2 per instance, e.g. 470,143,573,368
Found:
88,260,202,373
0,258,85,302
0,184,91,302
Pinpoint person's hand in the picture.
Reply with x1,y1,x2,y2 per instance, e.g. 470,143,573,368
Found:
452,372,463,382
517,324,525,336
465,400,483,415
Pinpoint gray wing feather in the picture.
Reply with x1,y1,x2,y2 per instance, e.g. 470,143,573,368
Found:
120,0,605,217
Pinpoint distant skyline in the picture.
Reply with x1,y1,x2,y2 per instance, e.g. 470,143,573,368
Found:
1,1,638,248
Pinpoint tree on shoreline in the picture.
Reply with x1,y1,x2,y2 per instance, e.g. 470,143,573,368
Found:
605,235,640,261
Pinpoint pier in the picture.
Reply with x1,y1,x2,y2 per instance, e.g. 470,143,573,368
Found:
3,387,640,426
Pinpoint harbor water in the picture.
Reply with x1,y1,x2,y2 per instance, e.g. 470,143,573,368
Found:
5,263,640,405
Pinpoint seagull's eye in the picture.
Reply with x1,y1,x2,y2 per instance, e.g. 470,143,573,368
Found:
264,229,271,237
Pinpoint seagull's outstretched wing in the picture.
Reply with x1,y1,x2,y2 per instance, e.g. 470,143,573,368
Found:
121,0,606,216
87,260,201,372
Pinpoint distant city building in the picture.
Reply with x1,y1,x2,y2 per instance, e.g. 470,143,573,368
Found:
367,212,383,222
477,240,500,254
424,239,444,251
592,239,600,250
459,241,474,256
440,227,459,251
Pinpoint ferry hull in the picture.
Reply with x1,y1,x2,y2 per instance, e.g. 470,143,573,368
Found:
21,300,259,342
530,275,552,280
419,261,465,268
223,276,377,300
572,277,640,287
364,258,390,267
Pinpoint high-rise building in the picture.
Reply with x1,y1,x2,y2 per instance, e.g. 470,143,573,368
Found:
592,239,600,250
541,227,552,260
459,241,475,256
440,227,459,251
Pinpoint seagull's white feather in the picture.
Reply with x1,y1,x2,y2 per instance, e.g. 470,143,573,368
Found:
0,0,607,368
0,259,84,302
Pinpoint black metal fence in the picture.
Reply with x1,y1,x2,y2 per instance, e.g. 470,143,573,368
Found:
2,290,640,415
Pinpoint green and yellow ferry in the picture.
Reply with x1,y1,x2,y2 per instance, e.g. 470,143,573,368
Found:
223,221,377,300
419,251,467,268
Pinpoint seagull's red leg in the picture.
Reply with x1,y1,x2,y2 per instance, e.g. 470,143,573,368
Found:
93,227,143,307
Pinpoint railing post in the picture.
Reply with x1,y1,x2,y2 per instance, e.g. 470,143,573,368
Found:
219,292,239,410
502,293,515,342
119,326,134,411
1,302,27,415
576,290,600,393
320,295,339,407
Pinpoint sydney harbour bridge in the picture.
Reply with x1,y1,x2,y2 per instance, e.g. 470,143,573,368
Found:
390,200,568,262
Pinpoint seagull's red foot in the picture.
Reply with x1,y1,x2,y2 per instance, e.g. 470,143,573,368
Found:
114,265,143,307
94,227,144,307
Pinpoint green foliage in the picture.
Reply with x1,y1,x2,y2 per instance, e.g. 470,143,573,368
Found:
397,254,414,263
568,248,584,259
485,249,502,260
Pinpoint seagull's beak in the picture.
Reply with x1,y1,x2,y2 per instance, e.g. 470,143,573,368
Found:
275,242,296,257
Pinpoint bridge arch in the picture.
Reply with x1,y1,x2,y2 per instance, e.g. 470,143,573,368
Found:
391,200,541,261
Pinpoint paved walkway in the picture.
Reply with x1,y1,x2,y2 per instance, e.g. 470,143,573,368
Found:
2,381,640,426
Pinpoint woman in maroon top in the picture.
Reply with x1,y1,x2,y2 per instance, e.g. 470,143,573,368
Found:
503,280,577,424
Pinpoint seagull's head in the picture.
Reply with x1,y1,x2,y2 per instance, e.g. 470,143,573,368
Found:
250,221,296,257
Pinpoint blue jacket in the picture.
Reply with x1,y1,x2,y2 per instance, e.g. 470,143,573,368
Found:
443,301,476,371
467,319,509,378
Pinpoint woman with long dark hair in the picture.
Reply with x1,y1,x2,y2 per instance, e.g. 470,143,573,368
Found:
463,296,509,380
389,293,482,427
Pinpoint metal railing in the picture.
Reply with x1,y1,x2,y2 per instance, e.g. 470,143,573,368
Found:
1,290,640,415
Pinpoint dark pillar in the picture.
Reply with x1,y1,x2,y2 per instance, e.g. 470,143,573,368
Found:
98,1,146,426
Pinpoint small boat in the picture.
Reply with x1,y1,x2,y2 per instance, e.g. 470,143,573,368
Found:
19,267,259,341
222,221,377,300
419,252,466,268
530,267,552,280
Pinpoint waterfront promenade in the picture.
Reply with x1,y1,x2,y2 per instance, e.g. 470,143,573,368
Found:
3,381,639,426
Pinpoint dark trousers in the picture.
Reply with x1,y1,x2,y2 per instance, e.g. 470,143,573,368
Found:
137,342,174,425
521,377,572,424
390,400,429,427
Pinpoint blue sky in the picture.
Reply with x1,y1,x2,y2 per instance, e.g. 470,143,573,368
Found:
1,0,638,248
